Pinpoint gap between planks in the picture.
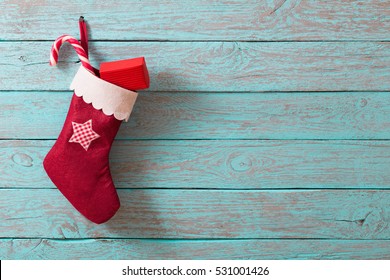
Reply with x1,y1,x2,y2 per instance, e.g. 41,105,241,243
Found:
3,237,390,241
2,40,390,43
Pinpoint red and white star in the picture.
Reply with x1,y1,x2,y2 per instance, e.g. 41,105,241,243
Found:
69,119,100,151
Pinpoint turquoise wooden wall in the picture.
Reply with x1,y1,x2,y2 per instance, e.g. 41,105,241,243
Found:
0,0,389,259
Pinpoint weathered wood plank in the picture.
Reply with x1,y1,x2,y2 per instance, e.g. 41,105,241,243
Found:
1,239,390,260
1,42,389,91
1,92,390,140
1,140,389,189
0,189,389,239
1,0,389,41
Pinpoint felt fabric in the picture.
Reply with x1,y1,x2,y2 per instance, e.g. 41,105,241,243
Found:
43,66,137,224
68,119,100,151
71,66,138,121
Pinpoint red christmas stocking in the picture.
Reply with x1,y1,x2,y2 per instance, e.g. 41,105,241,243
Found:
43,66,138,224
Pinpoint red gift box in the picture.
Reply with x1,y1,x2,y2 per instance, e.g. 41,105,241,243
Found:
100,57,150,91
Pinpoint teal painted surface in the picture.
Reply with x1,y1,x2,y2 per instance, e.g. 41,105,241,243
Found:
1,189,390,239
1,42,389,91
1,140,390,189
1,92,390,140
1,239,390,260
1,0,389,41
0,0,389,259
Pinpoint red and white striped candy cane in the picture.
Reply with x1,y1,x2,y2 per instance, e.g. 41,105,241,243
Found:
49,34,95,74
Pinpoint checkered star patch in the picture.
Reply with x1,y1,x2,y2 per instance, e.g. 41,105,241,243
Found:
69,119,100,151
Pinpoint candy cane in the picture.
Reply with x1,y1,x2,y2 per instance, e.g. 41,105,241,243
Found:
49,34,95,74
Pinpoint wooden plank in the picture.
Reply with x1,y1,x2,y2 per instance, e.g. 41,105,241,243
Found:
1,140,390,189
1,42,389,92
1,239,390,260
0,189,389,239
1,0,389,41
1,92,390,140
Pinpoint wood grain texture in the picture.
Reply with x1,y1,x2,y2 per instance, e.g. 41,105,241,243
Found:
1,140,390,189
1,92,390,140
0,189,389,239
1,0,389,41
1,0,389,260
1,42,389,92
1,239,390,260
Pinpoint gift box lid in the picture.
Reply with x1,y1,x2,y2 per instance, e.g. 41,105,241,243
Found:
100,57,150,91
100,57,145,72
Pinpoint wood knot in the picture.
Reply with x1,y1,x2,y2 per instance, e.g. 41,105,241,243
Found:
359,98,367,108
12,153,33,167
229,155,252,172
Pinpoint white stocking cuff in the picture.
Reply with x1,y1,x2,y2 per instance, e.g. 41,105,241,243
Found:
70,66,138,122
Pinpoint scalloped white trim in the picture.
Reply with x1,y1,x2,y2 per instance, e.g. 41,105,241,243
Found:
70,66,138,121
